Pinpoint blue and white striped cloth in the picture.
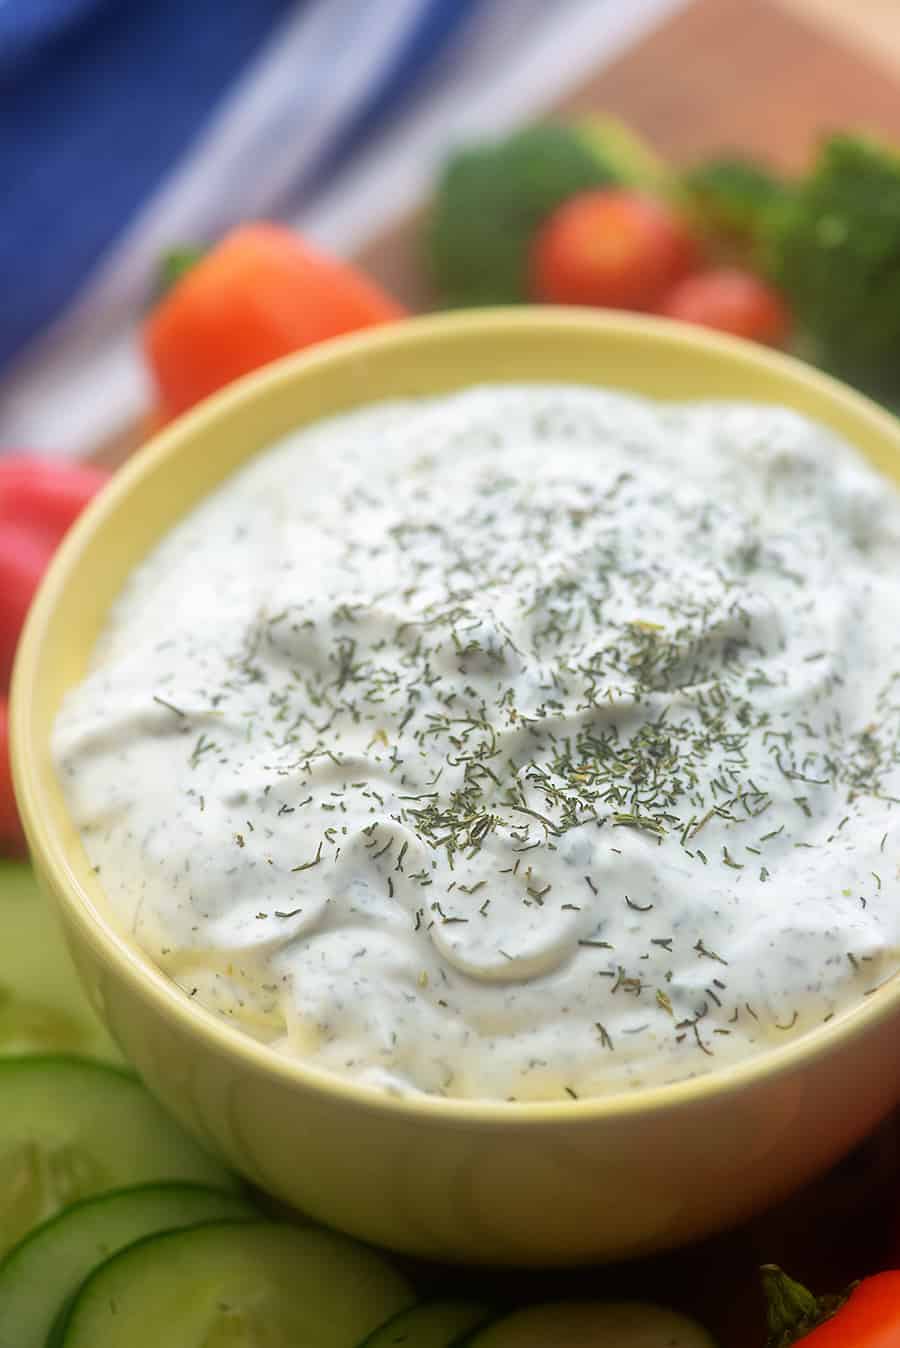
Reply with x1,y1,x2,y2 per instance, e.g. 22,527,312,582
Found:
0,0,681,454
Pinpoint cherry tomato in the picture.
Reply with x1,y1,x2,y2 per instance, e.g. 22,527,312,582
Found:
795,1272,900,1346
658,266,792,347
529,189,699,310
145,224,407,418
0,696,25,857
763,1265,900,1348
0,523,55,691
0,457,108,548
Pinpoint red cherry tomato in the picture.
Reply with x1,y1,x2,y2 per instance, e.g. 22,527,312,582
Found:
795,1272,900,1346
0,457,108,547
529,189,699,310
658,266,792,347
0,523,55,691
0,696,25,857
145,224,407,419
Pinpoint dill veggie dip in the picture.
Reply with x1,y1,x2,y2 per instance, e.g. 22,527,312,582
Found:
53,385,900,1102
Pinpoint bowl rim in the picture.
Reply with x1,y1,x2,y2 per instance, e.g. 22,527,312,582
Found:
13,305,900,1127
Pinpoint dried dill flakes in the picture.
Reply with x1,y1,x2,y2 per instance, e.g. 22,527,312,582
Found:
595,1022,614,1050
291,841,323,873
152,694,186,718
694,939,728,966
57,383,900,1104
625,895,653,912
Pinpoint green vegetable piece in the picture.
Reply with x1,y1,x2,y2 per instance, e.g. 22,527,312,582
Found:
0,1181,256,1348
682,154,792,269
771,133,900,398
57,1220,414,1347
0,862,119,1061
761,1265,849,1347
0,1055,239,1257
155,245,206,299
361,1298,493,1346
427,123,620,306
574,116,671,195
462,1299,718,1346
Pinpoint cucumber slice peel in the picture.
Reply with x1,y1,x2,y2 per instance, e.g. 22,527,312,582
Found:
463,1300,719,1346
361,1299,494,1346
0,1055,238,1257
0,863,118,1060
0,1181,256,1348
58,1220,415,1347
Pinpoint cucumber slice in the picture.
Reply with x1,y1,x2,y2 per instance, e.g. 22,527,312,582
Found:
0,1055,238,1257
0,862,118,1060
59,1220,415,1347
464,1301,718,1346
361,1299,493,1346
0,1181,256,1348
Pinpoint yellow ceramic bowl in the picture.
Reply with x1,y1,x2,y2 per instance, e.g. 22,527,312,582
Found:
12,310,900,1266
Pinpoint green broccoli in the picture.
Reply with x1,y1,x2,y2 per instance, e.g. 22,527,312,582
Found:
682,154,792,271
771,134,900,398
427,122,663,307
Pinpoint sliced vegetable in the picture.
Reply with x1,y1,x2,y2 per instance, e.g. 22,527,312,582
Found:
658,266,791,347
144,223,407,419
428,124,621,307
0,458,108,550
763,1264,900,1346
0,1181,256,1348
529,189,699,310
0,702,24,858
0,1055,238,1256
0,522,54,691
463,1300,718,1346
361,1298,493,1346
58,1220,414,1347
0,862,119,1058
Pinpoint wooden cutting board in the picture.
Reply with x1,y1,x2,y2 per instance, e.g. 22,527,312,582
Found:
90,2,900,1342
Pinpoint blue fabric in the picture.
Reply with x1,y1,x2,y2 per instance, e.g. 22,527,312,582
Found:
0,0,291,371
0,0,486,376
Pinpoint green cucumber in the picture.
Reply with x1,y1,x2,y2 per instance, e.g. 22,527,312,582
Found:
0,1055,238,1257
0,862,118,1060
463,1301,718,1346
0,1181,256,1348
58,1220,415,1347
361,1299,493,1346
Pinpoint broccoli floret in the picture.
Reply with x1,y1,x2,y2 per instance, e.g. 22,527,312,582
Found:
772,134,900,396
427,124,620,307
683,155,791,270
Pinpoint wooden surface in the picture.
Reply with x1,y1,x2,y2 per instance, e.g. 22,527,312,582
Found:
91,6,900,1341
787,0,900,73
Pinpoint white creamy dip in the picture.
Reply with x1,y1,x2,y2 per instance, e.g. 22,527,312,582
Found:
54,385,900,1101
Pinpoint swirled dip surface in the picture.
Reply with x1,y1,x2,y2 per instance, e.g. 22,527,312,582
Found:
54,386,900,1100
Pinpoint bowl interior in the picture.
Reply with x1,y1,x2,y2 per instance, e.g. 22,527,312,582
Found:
13,308,900,1116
